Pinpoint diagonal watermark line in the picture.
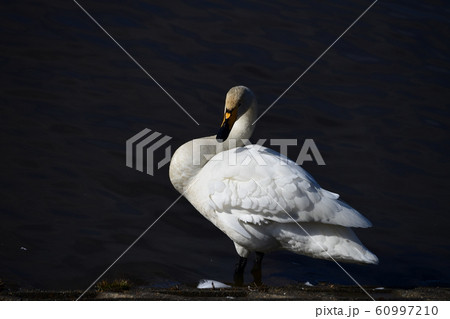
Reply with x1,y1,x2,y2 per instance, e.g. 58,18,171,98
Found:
76,181,197,301
250,178,376,301
73,0,200,126
252,0,378,125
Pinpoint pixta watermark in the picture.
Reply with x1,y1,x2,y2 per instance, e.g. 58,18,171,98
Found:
126,128,325,176
126,128,172,176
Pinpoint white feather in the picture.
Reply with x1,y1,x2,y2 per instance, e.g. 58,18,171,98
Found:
197,279,231,289
203,145,371,229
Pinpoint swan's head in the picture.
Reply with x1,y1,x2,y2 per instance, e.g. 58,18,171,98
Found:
217,86,256,142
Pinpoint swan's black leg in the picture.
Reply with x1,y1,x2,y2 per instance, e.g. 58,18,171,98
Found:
251,252,264,285
233,256,247,286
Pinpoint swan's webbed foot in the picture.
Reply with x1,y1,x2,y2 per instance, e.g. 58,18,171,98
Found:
233,256,247,286
251,252,264,286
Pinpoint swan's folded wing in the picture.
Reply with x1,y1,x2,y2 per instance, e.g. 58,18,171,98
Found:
203,145,372,228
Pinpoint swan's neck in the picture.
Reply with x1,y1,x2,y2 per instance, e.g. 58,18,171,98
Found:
169,101,257,193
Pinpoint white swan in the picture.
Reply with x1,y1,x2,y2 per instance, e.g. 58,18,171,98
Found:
169,86,378,285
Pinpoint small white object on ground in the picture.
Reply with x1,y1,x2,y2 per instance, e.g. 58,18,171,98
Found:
197,279,231,289
20,247,27,251
304,281,314,286
374,287,385,290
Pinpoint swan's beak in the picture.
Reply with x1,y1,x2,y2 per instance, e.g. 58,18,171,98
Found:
216,109,237,143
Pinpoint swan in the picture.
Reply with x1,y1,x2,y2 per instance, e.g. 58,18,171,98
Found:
169,86,378,285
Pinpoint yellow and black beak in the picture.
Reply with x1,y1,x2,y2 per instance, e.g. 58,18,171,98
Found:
216,108,237,142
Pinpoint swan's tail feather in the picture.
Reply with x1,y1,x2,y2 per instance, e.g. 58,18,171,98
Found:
274,222,378,265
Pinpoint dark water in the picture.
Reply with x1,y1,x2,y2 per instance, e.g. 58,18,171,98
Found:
1,0,449,290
